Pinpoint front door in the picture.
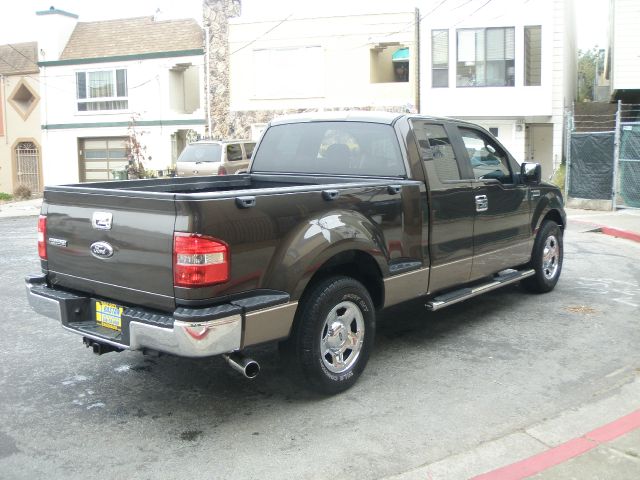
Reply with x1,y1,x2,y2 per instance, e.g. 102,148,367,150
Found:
526,124,553,181
455,126,531,280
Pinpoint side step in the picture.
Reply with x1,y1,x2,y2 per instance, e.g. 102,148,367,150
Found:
426,269,535,311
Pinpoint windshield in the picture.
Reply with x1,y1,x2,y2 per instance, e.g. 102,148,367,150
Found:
251,121,406,177
178,144,222,163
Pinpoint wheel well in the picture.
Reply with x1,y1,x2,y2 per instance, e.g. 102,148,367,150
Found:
305,250,384,310
543,209,564,229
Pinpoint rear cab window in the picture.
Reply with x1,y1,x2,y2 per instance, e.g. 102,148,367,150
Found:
251,121,406,177
411,121,462,182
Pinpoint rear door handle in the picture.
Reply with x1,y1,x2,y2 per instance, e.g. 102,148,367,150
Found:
475,194,488,212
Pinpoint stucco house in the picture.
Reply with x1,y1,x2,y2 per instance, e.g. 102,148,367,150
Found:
37,8,206,185
208,5,418,141
422,0,576,179
0,41,42,195
206,0,575,179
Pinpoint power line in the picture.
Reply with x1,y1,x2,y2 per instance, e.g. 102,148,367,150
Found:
452,0,495,26
230,13,294,55
6,43,39,68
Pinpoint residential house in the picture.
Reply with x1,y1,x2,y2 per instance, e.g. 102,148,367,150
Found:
421,0,576,179
0,41,41,195
214,4,419,140
608,0,640,103
209,0,575,180
37,8,205,185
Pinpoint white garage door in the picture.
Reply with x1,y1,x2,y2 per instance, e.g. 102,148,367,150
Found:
81,137,128,182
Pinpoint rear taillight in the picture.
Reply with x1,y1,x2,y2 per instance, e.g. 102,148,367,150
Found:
173,233,229,287
37,215,47,260
217,165,227,175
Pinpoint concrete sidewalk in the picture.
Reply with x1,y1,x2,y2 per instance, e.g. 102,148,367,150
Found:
0,198,42,219
566,207,640,243
388,377,640,480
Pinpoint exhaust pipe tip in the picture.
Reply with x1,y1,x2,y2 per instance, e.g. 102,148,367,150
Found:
223,352,260,379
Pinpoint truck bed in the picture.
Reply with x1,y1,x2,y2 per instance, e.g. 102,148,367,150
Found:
41,173,423,312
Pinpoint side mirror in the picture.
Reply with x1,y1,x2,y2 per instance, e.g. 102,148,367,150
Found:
520,162,541,184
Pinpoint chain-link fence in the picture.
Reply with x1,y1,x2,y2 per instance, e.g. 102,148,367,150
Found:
566,102,640,210
618,121,640,208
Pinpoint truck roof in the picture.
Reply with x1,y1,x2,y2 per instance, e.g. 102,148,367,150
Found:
270,110,405,126
268,110,475,127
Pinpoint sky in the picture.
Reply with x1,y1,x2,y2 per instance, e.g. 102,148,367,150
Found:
0,0,609,50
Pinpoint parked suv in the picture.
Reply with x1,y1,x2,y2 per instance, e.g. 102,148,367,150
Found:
176,140,255,176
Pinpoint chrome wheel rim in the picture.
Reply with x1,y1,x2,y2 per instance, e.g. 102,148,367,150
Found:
320,301,365,374
542,235,560,280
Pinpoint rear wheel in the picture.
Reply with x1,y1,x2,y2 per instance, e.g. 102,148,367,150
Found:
284,276,375,395
522,220,563,293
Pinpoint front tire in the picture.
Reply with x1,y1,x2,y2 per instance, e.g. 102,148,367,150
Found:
522,220,563,293
286,276,375,395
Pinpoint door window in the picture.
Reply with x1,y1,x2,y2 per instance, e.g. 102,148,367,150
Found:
459,127,512,183
412,122,461,181
226,143,243,162
244,142,256,159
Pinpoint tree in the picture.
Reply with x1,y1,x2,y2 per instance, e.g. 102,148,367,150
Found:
126,114,149,179
577,47,605,102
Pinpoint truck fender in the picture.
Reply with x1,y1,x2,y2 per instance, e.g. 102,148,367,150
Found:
260,209,388,301
531,191,566,235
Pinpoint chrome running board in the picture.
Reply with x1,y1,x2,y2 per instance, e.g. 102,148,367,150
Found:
426,269,535,311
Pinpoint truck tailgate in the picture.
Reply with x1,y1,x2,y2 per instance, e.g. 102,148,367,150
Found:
43,190,176,311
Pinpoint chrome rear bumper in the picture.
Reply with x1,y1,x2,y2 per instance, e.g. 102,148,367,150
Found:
26,275,242,358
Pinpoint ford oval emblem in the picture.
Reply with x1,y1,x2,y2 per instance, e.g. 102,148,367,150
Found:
90,241,114,259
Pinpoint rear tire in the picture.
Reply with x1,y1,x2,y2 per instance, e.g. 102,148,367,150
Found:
522,220,563,293
284,276,375,395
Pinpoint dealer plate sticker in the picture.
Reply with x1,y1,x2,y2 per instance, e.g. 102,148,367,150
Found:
96,301,123,331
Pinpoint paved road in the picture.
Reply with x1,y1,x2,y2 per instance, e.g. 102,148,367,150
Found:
1,216,639,480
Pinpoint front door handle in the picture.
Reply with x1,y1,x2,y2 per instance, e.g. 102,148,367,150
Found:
475,194,488,212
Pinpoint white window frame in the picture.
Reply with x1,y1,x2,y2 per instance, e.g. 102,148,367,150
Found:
75,67,129,113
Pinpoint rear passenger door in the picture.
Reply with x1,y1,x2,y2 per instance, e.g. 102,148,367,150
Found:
455,126,531,279
411,120,475,293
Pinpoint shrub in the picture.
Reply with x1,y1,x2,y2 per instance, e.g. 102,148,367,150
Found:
0,192,13,201
13,185,32,200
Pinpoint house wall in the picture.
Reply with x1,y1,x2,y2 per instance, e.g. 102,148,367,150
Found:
420,0,574,169
611,0,640,91
225,11,416,138
39,54,205,185
0,75,41,194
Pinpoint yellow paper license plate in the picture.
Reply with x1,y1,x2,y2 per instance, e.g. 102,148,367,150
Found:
96,301,123,331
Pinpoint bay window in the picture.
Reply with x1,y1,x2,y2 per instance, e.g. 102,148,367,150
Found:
456,27,515,87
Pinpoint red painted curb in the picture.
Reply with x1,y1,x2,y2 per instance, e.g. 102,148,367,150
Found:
571,219,640,243
599,226,640,244
470,409,640,480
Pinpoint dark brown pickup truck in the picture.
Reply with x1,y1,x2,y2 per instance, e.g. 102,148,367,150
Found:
26,112,565,394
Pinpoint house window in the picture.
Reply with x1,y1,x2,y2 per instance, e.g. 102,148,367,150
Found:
431,30,449,88
169,63,200,114
8,79,40,121
489,127,499,137
76,69,128,111
456,27,515,87
370,44,409,83
524,26,542,86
